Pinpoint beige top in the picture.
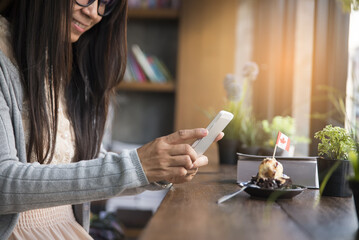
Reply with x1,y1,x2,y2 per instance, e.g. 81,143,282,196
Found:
0,15,93,240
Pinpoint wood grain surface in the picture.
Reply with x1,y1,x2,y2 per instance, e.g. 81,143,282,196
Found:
174,0,237,132
139,165,358,240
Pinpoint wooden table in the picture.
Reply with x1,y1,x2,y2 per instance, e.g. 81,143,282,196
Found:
139,165,358,240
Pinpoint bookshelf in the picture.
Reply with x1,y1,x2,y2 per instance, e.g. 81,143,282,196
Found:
110,0,238,153
110,6,179,147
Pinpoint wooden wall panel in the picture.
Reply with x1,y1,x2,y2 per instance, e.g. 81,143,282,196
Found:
174,0,238,131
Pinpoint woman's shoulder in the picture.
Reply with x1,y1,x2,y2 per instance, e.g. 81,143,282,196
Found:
0,15,15,64
0,17,22,107
0,15,21,84
0,49,23,111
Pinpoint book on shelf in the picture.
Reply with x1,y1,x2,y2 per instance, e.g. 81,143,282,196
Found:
152,56,173,81
131,44,158,82
147,56,166,82
128,51,147,82
125,44,174,84
125,54,136,82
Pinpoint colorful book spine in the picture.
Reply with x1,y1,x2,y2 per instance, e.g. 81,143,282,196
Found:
153,56,173,81
131,44,158,82
126,44,174,83
128,52,147,82
147,56,166,82
127,55,138,81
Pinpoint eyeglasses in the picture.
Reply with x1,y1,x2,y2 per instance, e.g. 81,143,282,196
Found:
75,0,116,17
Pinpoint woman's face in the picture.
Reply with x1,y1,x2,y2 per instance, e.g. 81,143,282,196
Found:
71,1,103,42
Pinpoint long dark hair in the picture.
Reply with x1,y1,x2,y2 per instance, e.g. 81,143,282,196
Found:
9,0,127,163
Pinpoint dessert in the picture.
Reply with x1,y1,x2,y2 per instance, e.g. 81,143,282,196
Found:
250,157,292,189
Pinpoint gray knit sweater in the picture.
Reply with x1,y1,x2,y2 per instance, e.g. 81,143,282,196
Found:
0,50,151,239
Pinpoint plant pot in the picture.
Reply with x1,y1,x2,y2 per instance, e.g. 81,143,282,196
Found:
217,139,239,165
317,158,352,197
349,180,359,222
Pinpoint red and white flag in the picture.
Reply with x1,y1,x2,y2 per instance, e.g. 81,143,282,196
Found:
276,131,290,152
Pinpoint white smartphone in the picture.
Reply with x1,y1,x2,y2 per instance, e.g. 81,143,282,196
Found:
192,110,234,155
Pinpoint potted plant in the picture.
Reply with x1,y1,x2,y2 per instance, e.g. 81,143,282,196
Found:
216,63,259,164
237,114,265,155
215,100,245,164
314,125,356,197
349,150,359,221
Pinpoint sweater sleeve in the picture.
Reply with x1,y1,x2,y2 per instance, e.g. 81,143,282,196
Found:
0,136,150,214
98,145,172,196
0,59,150,216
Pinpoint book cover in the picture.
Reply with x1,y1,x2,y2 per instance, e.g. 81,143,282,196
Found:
127,55,138,81
147,56,166,82
153,56,173,81
131,44,158,82
129,52,147,82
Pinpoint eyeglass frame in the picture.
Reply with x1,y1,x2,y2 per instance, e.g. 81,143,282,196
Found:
75,0,115,17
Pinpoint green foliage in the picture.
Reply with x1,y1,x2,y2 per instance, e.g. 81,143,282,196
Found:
219,63,260,141
262,116,295,138
222,99,265,145
349,151,359,180
261,116,310,148
204,99,249,140
339,0,359,12
314,125,356,160
221,76,251,140
239,114,265,147
222,100,247,139
313,85,359,179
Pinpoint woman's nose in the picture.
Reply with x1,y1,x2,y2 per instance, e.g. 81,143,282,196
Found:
81,0,99,18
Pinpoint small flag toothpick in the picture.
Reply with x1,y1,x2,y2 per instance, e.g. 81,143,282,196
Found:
272,131,290,158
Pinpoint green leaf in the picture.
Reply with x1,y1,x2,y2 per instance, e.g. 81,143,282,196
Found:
314,125,356,160
349,151,359,180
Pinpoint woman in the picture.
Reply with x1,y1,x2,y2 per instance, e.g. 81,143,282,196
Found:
0,0,223,239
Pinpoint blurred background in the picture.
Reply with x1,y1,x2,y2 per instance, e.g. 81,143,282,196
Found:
98,0,359,239
1,0,357,239
107,0,359,159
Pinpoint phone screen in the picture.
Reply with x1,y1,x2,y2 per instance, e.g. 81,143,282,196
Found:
192,111,233,155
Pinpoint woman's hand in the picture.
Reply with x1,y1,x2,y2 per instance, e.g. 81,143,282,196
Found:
137,128,223,184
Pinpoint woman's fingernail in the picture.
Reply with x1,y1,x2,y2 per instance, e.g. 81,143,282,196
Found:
191,164,194,169
202,129,208,134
